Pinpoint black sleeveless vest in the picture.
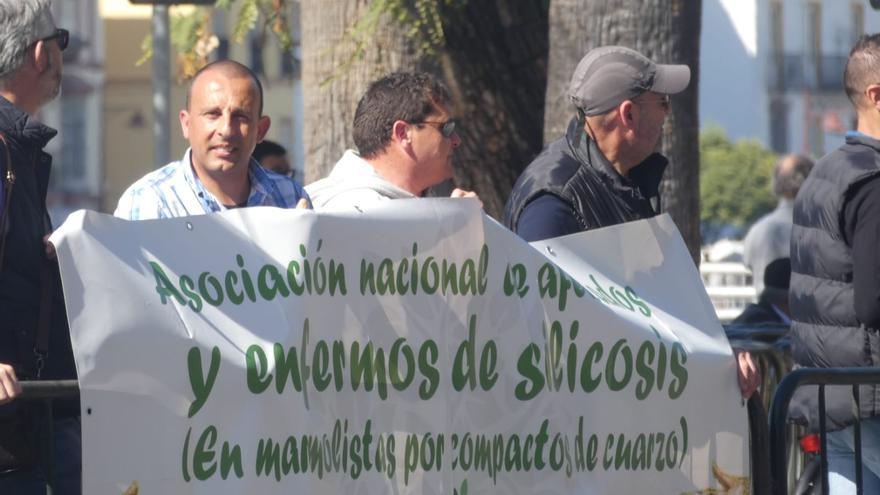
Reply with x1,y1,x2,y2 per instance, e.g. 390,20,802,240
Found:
503,117,666,233
789,133,880,432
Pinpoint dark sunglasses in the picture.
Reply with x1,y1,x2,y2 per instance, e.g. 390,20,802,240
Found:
38,28,69,52
414,119,457,138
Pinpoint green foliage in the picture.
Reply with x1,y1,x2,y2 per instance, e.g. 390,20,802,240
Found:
326,0,467,86
137,0,294,79
138,0,465,82
349,0,466,58
700,125,778,228
231,0,259,44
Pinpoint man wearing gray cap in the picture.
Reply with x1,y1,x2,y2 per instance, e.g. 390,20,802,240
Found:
503,45,689,240
503,46,760,400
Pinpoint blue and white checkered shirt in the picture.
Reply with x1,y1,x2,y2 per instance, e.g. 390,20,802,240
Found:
114,148,309,220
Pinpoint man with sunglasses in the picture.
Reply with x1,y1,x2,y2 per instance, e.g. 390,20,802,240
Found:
503,46,760,401
306,71,476,210
0,1,81,494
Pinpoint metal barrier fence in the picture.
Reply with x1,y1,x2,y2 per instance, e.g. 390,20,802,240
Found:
16,379,79,495
20,380,79,400
769,368,880,495
725,323,792,495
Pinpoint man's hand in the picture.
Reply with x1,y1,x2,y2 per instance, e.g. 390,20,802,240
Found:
295,198,312,209
735,350,760,399
450,188,482,207
43,234,55,260
0,363,21,405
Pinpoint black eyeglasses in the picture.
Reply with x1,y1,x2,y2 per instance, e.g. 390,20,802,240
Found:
37,28,69,52
414,119,457,138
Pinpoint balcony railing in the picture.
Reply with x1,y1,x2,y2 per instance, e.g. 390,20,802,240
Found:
766,54,847,92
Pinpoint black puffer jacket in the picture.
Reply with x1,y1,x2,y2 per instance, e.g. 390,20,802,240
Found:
789,132,880,432
503,117,667,233
0,96,78,418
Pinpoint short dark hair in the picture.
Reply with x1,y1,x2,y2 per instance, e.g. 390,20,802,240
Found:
186,59,264,115
352,72,451,159
844,34,880,108
253,139,286,162
772,154,814,198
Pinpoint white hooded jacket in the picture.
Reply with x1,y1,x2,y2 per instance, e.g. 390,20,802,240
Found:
305,150,415,211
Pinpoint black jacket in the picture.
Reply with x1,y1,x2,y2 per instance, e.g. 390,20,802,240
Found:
503,117,667,235
0,96,77,417
789,132,880,432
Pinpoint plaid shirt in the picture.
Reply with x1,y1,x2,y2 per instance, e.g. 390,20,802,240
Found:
114,148,309,220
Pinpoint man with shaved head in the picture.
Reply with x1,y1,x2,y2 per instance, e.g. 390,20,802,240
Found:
790,34,880,492
743,153,813,294
115,60,308,220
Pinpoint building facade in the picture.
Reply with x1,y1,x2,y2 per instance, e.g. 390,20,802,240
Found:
702,0,880,156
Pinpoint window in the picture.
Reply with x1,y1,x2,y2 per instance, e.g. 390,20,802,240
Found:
216,38,229,61
770,0,784,89
249,36,264,76
280,50,299,78
808,1,822,86
59,97,87,191
212,9,229,61
769,96,788,153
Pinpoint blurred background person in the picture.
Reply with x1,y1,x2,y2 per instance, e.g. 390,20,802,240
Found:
743,154,813,294
253,139,292,178
732,257,791,326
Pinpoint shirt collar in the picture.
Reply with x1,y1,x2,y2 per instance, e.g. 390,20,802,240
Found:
845,130,880,152
181,148,265,211
0,95,57,147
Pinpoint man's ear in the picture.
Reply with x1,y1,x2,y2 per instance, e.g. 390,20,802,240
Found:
865,85,880,110
619,100,637,127
391,120,410,144
31,40,48,73
256,115,271,142
179,109,190,140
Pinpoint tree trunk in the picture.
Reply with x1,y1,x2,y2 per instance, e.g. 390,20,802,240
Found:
300,1,418,183
544,0,702,261
435,1,549,217
300,0,549,219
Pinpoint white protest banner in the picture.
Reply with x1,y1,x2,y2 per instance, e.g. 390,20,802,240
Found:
51,200,749,494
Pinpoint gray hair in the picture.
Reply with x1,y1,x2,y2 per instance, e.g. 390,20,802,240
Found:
0,0,54,81
773,154,814,198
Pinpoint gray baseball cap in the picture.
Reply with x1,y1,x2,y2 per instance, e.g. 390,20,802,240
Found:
568,46,691,116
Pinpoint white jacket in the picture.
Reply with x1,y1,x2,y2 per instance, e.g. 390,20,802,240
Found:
305,150,414,211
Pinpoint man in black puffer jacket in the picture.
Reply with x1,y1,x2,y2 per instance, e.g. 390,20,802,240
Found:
0,1,80,494
790,34,880,492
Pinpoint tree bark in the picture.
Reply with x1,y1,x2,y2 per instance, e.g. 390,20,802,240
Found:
435,1,549,216
300,0,549,218
544,0,703,261
300,1,418,183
